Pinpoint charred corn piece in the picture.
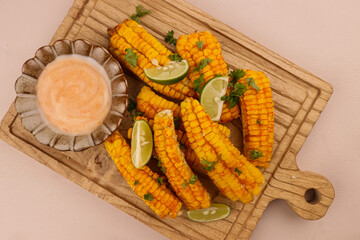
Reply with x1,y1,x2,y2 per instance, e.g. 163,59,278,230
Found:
137,86,181,119
108,20,195,100
104,131,182,218
176,31,240,122
176,31,228,83
181,98,264,203
220,101,240,123
154,110,211,209
238,70,274,168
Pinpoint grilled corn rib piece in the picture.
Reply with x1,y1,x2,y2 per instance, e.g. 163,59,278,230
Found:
108,19,195,100
137,86,181,119
154,110,211,209
104,131,182,218
181,98,264,203
176,130,207,175
238,70,274,168
176,31,240,122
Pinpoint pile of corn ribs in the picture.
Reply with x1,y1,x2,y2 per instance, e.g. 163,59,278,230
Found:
104,19,274,218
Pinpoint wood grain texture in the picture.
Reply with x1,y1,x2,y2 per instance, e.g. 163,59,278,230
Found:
0,0,335,239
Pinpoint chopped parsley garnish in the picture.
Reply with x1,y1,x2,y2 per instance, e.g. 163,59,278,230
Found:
234,167,242,176
257,119,263,125
157,157,162,167
125,48,138,68
201,154,221,172
174,117,181,130
246,78,260,92
128,98,137,112
169,53,182,61
144,193,153,201
250,150,263,160
134,180,139,186
193,73,204,94
165,30,177,46
229,69,245,86
192,58,212,73
196,40,203,50
161,166,166,174
214,73,223,78
157,177,163,186
130,5,150,23
128,98,144,118
182,181,187,189
221,82,247,108
189,175,197,185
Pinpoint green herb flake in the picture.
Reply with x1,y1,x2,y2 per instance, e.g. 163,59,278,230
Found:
192,58,212,73
125,48,138,68
221,82,247,108
201,154,221,172
189,175,198,185
182,181,188,189
128,98,137,112
246,78,260,92
250,150,263,160
157,157,162,167
161,166,166,174
144,193,153,201
214,73,223,78
229,69,245,84
257,119,263,125
130,110,144,119
196,40,204,50
130,5,150,23
234,167,242,176
157,177,163,186
128,98,144,118
134,180,139,186
169,53,182,61
193,73,204,94
165,30,177,46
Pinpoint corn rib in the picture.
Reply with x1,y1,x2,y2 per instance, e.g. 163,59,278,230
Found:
176,31,240,122
238,70,274,168
154,110,211,209
108,19,195,100
104,131,182,218
181,98,264,203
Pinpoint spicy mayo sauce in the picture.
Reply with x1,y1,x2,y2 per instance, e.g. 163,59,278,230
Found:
36,55,111,136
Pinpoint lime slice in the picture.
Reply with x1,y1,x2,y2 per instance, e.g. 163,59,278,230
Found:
131,120,153,169
144,60,189,85
186,203,231,222
199,76,229,121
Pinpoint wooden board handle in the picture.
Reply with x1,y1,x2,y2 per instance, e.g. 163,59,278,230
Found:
264,155,335,220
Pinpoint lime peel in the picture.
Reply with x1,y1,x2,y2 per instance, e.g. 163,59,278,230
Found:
199,76,229,121
144,60,189,85
186,203,231,222
131,120,153,169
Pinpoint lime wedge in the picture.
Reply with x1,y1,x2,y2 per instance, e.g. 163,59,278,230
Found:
144,60,189,85
186,203,231,222
199,76,229,121
131,120,153,169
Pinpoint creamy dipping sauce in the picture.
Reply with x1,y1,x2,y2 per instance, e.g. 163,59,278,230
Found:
36,55,111,136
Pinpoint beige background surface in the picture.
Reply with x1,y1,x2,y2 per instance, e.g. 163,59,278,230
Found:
0,0,359,239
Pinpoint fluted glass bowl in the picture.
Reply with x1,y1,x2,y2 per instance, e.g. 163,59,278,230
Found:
14,39,128,151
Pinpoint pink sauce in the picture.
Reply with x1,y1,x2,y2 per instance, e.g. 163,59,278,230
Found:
36,55,111,135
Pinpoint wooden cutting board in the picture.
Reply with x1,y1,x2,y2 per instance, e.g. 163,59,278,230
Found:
0,0,335,239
